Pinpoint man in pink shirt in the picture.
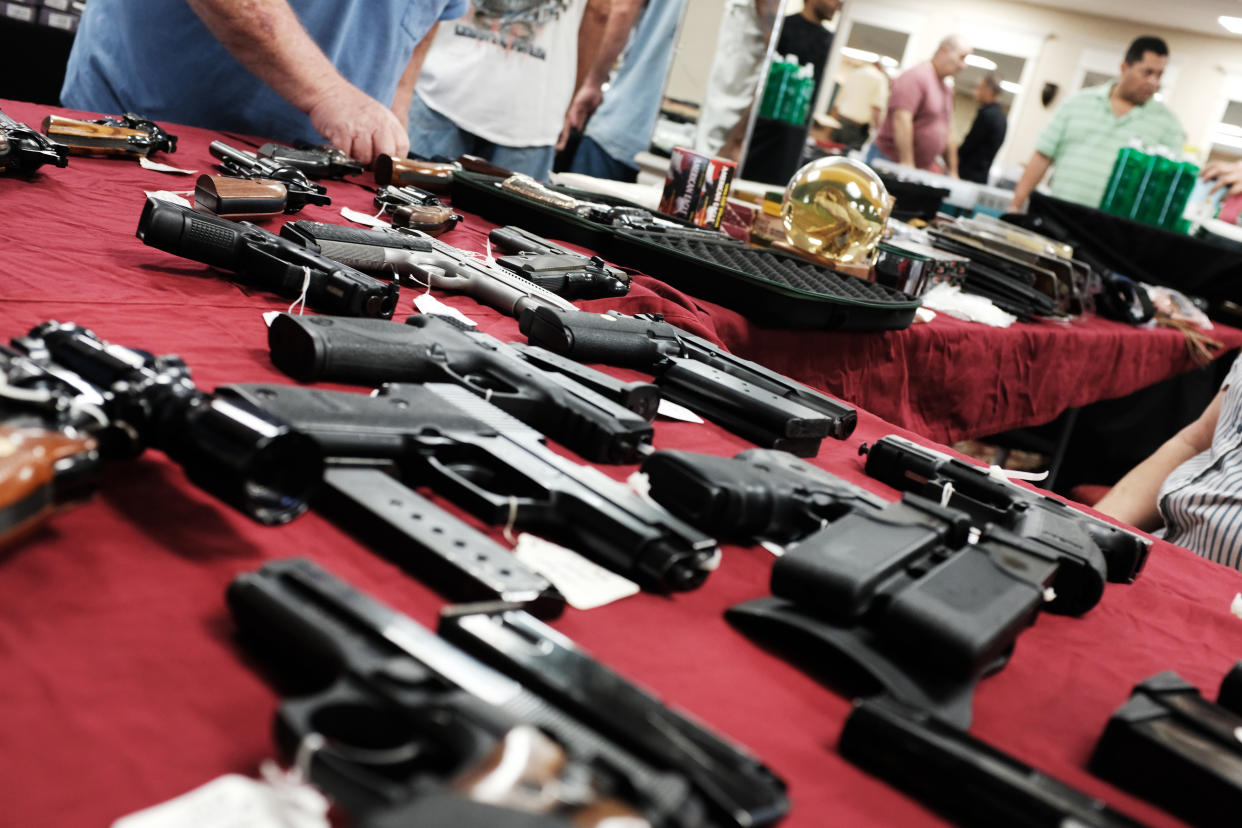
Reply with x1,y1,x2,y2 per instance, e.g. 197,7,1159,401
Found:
871,35,971,175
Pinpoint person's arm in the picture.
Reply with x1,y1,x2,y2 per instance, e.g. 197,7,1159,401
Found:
890,109,915,166
869,105,883,132
1007,151,1053,212
185,0,409,163
390,22,440,136
945,140,959,178
557,0,644,150
1094,389,1225,531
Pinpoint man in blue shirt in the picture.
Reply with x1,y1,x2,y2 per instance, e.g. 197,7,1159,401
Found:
60,0,466,164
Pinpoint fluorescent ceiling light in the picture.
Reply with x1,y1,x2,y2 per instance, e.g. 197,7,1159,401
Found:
1211,132,1242,150
880,57,898,69
1220,15,1242,33
842,47,880,63
1000,81,1022,95
965,55,997,70
1214,122,1242,137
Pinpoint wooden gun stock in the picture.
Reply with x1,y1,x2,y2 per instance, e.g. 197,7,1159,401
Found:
42,115,151,158
194,174,287,219
0,426,97,549
374,154,457,194
392,203,462,236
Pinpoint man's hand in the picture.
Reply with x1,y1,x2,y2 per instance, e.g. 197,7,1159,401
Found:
1202,160,1242,197
308,83,409,165
556,84,603,151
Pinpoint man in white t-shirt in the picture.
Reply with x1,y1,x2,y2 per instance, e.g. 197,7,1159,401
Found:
831,61,889,150
404,0,640,181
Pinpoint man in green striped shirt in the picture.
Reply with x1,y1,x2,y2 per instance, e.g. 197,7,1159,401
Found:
1008,36,1184,212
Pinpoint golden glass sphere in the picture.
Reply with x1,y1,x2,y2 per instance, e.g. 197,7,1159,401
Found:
780,156,893,265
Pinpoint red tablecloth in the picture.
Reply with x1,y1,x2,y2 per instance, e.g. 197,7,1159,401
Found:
3,98,1242,828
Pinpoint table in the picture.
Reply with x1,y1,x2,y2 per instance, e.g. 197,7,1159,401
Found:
3,98,1242,828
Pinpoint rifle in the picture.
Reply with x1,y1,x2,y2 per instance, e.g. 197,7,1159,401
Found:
222,381,719,593
439,606,790,828
840,695,1146,828
859,434,1150,586
41,113,177,157
256,141,363,179
208,140,329,211
519,307,857,457
279,220,576,317
266,312,657,464
374,153,457,193
227,558,703,826
0,322,320,548
137,198,400,319
488,226,631,299
374,184,462,236
0,108,68,174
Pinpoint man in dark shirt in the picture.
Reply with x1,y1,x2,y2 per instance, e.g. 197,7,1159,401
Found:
774,0,841,121
958,74,1007,183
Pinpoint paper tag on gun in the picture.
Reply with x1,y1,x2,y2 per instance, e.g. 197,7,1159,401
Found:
340,206,391,229
413,293,477,327
144,190,193,209
513,532,640,609
112,767,329,828
657,399,704,423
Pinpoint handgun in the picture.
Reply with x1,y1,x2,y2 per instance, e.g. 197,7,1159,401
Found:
256,141,363,179
222,381,719,593
227,558,703,825
860,434,1150,586
280,220,576,317
439,606,790,828
374,154,458,193
266,312,657,463
488,226,631,299
520,307,857,456
0,322,321,548
137,198,400,319
42,112,177,157
208,140,329,211
374,184,462,236
0,108,68,174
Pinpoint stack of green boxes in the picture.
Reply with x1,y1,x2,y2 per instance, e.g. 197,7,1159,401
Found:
1098,141,1199,232
758,56,816,126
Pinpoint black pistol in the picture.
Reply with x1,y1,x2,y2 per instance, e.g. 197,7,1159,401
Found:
520,306,857,456
266,312,657,464
227,558,705,825
137,198,399,318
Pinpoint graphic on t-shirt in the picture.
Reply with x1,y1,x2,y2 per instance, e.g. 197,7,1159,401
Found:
455,0,572,58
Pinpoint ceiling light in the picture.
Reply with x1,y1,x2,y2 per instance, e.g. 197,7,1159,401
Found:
1220,15,1242,33
842,47,880,63
965,55,997,70
1000,81,1022,95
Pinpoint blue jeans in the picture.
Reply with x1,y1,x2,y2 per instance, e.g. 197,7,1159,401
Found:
407,94,556,182
568,135,638,182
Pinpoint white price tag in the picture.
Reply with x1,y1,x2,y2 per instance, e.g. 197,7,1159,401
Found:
413,294,477,327
513,532,640,610
656,399,704,423
112,766,329,828
340,206,391,228
144,190,193,209
261,311,282,327
139,156,197,175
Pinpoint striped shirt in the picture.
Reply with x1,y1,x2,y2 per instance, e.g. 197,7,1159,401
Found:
1158,357,1242,569
1035,82,1184,209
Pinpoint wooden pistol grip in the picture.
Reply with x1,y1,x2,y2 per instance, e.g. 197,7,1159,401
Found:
194,174,287,219
451,726,648,826
374,154,456,193
41,114,147,157
392,204,460,236
0,426,97,550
